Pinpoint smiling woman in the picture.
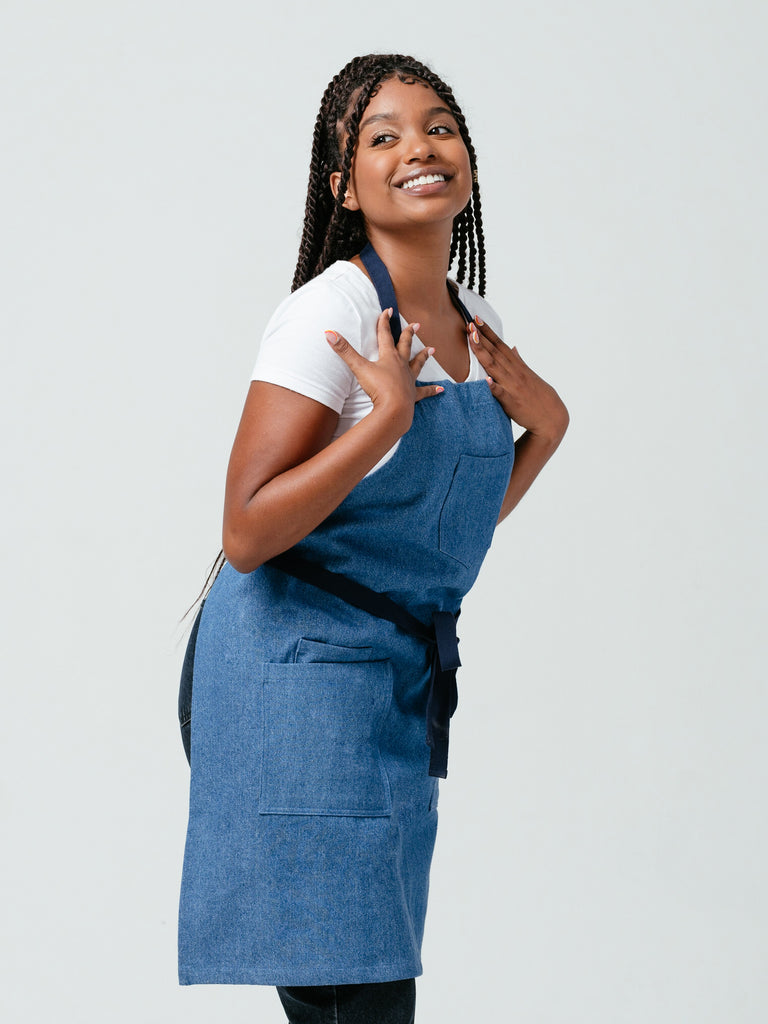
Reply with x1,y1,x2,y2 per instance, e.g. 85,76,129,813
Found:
178,53,568,1024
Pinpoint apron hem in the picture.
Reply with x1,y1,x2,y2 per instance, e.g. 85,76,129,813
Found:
178,960,423,987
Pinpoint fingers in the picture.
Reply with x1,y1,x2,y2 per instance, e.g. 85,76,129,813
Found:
468,321,500,373
395,319,419,361
484,374,506,401
326,312,399,368
471,315,514,355
414,383,445,403
409,344,434,378
468,320,491,359
325,329,366,372
469,318,523,382
371,308,420,359
468,316,515,360
375,307,396,350
411,341,443,402
467,318,525,413
470,315,502,346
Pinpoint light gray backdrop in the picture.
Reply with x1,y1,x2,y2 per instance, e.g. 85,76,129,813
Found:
2,1,766,1021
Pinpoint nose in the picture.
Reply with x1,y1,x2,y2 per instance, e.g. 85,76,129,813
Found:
404,130,437,163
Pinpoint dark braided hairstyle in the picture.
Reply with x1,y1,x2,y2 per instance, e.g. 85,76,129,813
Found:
293,54,487,295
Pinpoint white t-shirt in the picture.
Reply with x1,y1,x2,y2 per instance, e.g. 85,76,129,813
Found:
251,260,504,470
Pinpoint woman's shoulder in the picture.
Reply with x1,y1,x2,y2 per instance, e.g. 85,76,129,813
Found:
253,263,378,408
453,280,505,339
265,261,380,336
252,262,381,407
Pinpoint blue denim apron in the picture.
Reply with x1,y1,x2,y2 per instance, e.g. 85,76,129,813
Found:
178,248,515,987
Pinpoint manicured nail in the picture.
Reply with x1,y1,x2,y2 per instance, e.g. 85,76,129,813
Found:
435,386,445,393
325,330,338,342
470,325,480,343
427,347,435,356
486,375,493,384
386,307,393,318
411,322,421,332
475,315,484,326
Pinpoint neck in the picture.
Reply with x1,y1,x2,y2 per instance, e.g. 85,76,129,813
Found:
363,225,454,316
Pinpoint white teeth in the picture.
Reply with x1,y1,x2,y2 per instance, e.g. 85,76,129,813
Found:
400,174,446,190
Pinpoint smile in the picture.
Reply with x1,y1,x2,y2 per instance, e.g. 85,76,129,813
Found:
398,174,448,190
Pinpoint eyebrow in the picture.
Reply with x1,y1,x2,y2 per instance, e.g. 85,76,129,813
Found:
359,106,455,131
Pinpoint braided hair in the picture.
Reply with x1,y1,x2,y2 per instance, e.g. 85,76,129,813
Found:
292,54,487,295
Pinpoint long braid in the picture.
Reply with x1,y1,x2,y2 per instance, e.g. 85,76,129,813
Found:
292,61,368,291
472,181,487,295
292,109,330,292
315,77,380,276
466,201,477,291
449,213,460,267
456,213,467,284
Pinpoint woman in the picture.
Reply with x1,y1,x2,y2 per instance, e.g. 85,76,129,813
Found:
178,53,568,1023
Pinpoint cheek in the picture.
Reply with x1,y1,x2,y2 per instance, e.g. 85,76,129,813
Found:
453,145,474,198
350,156,388,202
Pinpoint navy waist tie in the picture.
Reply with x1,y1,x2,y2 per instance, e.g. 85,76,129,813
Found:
268,550,461,779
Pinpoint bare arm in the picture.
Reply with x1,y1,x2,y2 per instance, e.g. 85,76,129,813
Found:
466,317,569,523
223,313,442,573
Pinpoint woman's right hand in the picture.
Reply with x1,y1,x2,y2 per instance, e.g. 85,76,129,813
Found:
325,308,443,436
222,311,442,574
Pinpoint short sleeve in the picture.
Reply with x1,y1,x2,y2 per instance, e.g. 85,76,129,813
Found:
251,278,364,415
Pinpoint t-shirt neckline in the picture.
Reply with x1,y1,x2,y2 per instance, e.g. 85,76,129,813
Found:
339,260,476,385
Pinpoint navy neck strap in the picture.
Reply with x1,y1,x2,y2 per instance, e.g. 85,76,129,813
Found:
359,242,474,344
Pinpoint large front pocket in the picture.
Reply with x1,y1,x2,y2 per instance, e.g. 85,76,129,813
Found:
438,453,512,568
259,658,393,816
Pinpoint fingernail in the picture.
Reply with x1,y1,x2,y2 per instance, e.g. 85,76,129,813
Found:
411,322,420,332
427,347,435,356
386,307,393,318
486,375,493,384
325,330,337,342
475,315,484,326
436,386,444,393
470,325,479,343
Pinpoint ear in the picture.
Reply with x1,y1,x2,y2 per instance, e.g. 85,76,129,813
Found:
329,170,360,211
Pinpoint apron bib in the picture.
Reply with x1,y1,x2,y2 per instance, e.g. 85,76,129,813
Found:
178,247,514,986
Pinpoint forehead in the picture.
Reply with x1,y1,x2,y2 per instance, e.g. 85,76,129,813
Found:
360,75,445,121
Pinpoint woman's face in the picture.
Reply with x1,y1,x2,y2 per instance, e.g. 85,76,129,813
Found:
330,76,473,236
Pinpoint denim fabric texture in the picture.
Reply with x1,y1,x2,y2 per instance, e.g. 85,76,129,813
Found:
178,379,514,986
276,979,416,1024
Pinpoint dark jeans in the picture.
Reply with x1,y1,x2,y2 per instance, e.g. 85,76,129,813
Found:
276,979,416,1024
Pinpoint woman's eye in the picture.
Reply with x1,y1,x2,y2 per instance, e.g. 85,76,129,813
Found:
429,124,453,135
371,132,396,146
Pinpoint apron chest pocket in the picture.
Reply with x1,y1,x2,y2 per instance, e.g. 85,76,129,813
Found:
259,656,393,817
439,453,512,568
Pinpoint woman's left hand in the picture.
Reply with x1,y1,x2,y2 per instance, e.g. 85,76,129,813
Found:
468,318,569,447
